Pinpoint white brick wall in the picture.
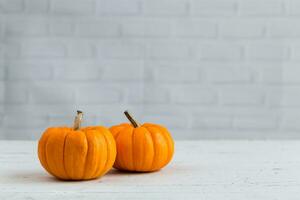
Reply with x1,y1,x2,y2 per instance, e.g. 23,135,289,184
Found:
0,0,300,140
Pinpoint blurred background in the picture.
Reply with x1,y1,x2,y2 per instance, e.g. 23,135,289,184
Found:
1,0,300,140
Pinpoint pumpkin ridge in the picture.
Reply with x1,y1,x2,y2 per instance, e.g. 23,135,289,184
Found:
63,130,88,179
141,129,146,171
140,127,149,171
147,127,156,171
61,129,70,179
113,127,125,169
63,132,71,179
125,127,135,170
104,130,116,174
104,131,113,175
90,132,102,178
116,127,134,171
113,126,126,140
154,126,170,168
161,127,174,166
45,132,70,179
82,129,89,179
96,131,110,177
131,127,135,171
44,133,54,176
146,126,169,171
143,124,173,168
40,129,52,176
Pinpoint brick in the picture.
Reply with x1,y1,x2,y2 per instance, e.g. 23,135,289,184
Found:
206,67,252,83
145,60,198,69
50,0,95,14
48,114,97,126
5,20,48,36
97,42,144,59
75,21,120,37
139,67,154,81
0,105,4,113
190,0,237,16
124,84,144,103
32,107,76,116
3,113,47,128
267,87,300,106
173,20,216,37
239,0,283,16
291,45,300,60
54,61,101,80
0,66,4,80
0,45,3,58
142,0,187,16
121,20,171,37
2,128,46,140
0,23,4,38
191,115,233,129
0,81,4,102
171,86,217,104
0,0,23,12
262,66,300,83
95,114,125,127
24,0,48,13
7,63,52,80
97,0,140,15
66,42,94,58
142,114,187,128
21,40,65,58
29,85,74,104
268,20,300,37
234,116,277,129
49,20,73,36
281,114,300,130
75,86,121,103
3,42,20,58
4,83,28,104
246,44,288,60
198,44,242,60
144,85,170,103
48,115,75,126
285,0,300,15
146,42,190,59
100,107,141,119
153,67,199,82
0,128,4,139
102,61,144,81
220,20,265,38
265,88,281,106
220,87,264,105
261,67,282,83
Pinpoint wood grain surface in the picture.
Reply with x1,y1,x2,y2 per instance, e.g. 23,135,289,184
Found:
0,140,299,199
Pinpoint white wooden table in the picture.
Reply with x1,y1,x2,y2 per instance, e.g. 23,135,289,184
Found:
0,140,299,200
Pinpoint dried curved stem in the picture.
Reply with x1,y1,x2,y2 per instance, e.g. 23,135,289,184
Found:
124,110,140,128
73,110,83,130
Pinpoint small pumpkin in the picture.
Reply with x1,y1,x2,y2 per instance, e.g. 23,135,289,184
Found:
110,111,174,172
38,111,116,180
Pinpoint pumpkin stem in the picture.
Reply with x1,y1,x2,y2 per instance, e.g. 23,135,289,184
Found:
73,110,83,130
124,110,140,128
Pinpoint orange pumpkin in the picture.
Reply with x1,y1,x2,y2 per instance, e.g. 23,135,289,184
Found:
110,111,174,172
38,111,116,180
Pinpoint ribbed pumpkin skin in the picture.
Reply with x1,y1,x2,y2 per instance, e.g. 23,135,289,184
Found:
38,126,116,180
110,123,174,172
